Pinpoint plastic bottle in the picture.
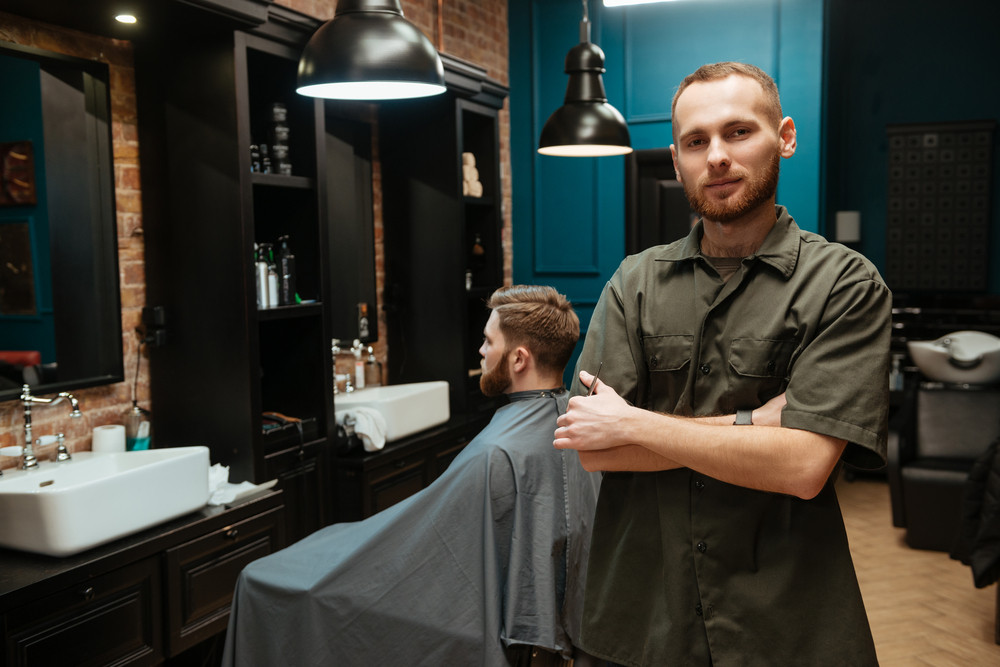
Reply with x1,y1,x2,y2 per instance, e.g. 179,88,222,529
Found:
124,403,152,451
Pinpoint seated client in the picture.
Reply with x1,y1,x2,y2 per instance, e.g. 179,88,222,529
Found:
222,285,601,666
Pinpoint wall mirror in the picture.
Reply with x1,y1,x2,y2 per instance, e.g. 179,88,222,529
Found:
0,40,124,402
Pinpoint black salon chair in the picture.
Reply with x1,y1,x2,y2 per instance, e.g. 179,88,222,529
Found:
887,383,1000,551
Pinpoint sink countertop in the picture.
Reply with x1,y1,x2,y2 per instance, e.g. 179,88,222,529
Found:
0,489,284,612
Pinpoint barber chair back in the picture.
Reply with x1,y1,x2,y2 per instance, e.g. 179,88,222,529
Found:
888,384,1000,551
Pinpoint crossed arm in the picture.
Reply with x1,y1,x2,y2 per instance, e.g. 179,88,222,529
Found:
553,370,846,500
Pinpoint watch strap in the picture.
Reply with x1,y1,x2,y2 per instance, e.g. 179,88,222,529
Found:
734,409,753,425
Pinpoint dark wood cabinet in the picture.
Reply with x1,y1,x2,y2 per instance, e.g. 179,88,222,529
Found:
0,491,285,666
164,505,284,656
136,3,374,545
332,414,490,522
2,558,162,667
380,58,508,415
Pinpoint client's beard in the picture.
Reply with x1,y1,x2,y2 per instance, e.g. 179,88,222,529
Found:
480,350,512,397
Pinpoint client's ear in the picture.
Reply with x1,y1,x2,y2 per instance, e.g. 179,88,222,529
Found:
510,346,531,374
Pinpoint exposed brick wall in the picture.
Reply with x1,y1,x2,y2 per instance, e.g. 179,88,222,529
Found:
0,1,511,467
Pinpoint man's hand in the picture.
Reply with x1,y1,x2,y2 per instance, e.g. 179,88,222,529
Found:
554,370,633,452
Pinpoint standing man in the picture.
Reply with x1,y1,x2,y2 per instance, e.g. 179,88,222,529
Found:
554,62,890,666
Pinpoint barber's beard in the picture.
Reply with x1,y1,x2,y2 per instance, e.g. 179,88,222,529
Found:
685,150,780,224
480,350,512,397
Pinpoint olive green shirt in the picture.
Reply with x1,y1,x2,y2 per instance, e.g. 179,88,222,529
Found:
574,207,889,666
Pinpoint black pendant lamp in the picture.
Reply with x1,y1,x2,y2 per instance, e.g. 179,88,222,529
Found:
296,0,446,101
538,0,632,157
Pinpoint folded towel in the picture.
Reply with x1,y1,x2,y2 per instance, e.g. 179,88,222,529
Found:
337,407,388,452
462,151,476,166
462,164,479,182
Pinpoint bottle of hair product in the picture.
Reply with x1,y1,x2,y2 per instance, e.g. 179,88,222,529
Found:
352,339,365,390
255,244,269,309
278,235,296,306
364,346,382,388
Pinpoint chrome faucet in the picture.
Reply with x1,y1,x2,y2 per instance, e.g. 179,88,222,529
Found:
20,384,83,470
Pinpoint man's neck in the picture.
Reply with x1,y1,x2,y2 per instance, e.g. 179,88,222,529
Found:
507,371,564,395
700,202,777,258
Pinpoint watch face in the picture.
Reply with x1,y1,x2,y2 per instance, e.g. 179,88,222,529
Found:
0,141,37,206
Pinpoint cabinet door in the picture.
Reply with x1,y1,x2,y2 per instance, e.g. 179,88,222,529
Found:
263,440,329,545
3,558,162,666
164,505,285,657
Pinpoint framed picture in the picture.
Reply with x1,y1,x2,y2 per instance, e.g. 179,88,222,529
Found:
0,141,37,206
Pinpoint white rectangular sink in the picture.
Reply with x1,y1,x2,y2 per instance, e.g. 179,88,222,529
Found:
0,446,210,557
335,380,450,442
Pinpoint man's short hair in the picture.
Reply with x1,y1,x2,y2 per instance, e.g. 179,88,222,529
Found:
486,285,580,376
671,61,783,135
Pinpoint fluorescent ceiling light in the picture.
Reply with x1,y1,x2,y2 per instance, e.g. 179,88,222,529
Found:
114,14,137,24
604,0,680,6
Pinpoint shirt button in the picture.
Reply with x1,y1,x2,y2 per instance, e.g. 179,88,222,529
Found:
697,541,707,553
700,363,710,375
649,355,659,369
694,479,705,490
695,604,703,616
766,360,776,374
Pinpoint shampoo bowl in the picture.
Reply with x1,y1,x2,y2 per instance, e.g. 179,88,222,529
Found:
907,330,1000,385
0,446,210,557
335,381,450,442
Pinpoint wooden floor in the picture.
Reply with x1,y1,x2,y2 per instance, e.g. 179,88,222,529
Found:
837,476,1000,666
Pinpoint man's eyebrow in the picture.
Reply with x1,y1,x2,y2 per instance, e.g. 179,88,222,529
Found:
677,117,762,142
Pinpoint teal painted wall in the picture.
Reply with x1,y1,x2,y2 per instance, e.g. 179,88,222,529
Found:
509,0,825,383
824,0,1000,293
0,53,56,362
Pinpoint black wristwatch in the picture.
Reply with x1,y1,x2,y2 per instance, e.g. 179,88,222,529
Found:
734,409,753,425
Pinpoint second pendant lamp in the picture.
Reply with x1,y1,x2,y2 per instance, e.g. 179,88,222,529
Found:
538,0,632,157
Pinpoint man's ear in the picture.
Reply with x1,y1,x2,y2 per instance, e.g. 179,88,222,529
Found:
670,143,682,183
778,117,797,158
509,345,531,374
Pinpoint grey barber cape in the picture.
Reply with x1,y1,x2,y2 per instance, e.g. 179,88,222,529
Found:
221,389,601,666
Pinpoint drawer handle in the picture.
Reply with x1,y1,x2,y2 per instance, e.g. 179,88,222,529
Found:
79,586,95,601
225,528,239,539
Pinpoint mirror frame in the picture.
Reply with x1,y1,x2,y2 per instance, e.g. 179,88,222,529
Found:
0,40,124,402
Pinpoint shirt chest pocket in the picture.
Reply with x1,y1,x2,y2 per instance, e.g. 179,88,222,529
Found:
642,334,693,409
728,338,796,388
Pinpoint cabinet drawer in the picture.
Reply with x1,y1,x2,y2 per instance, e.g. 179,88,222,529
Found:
3,558,161,667
164,506,284,657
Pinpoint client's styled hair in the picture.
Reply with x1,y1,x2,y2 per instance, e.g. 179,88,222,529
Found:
485,285,579,375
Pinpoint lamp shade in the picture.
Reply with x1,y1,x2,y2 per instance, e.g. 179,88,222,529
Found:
296,0,446,101
538,41,631,156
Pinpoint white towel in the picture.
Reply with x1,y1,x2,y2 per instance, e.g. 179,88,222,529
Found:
462,151,476,166
463,164,479,182
337,407,388,452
